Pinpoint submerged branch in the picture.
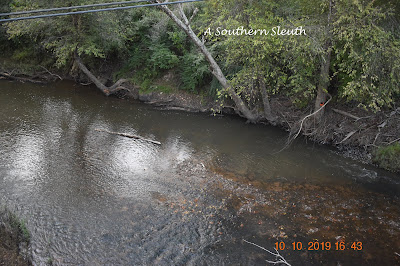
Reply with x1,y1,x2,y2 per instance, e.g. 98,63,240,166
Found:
0,71,47,84
95,128,161,145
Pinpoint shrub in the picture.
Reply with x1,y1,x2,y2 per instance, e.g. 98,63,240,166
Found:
373,142,400,172
180,50,211,92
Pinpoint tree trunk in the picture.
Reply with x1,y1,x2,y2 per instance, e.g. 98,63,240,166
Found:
314,45,332,119
156,1,258,122
314,0,334,120
259,77,276,124
74,50,128,96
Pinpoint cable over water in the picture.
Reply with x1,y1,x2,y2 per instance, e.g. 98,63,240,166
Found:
0,0,205,23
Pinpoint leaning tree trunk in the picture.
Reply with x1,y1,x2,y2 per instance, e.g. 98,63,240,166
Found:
155,1,258,122
74,50,128,96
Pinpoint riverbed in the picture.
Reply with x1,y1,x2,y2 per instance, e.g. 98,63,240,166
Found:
0,80,399,265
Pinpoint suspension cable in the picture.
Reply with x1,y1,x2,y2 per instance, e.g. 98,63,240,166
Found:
0,0,150,17
0,0,204,23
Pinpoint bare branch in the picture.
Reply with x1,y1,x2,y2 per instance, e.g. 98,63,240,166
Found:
109,79,129,91
337,130,358,144
243,240,291,266
40,66,62,80
387,137,400,146
178,3,189,25
243,240,277,257
189,7,198,24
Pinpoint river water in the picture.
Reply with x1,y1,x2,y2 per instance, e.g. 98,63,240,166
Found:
0,80,399,265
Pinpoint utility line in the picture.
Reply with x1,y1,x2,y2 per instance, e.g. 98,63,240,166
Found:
0,0,204,23
0,0,150,17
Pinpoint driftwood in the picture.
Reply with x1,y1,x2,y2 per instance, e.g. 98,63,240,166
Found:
387,137,400,145
95,128,161,145
156,106,202,113
337,130,357,144
147,99,174,105
0,72,47,84
74,50,129,96
332,108,360,120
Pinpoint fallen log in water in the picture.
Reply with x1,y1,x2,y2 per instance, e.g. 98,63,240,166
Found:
0,72,47,84
95,128,161,145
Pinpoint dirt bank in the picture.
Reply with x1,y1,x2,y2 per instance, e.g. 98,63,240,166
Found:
136,89,400,172
0,208,31,265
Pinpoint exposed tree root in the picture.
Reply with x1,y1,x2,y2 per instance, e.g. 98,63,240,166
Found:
278,94,332,152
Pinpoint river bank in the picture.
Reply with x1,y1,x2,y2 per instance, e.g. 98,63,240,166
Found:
0,208,31,265
136,88,400,170
1,61,399,173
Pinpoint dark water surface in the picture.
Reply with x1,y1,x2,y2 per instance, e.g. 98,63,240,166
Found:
0,80,399,265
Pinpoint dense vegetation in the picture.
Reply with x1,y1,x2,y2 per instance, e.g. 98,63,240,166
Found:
1,0,399,109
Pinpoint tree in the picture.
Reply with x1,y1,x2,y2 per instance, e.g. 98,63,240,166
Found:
153,0,259,122
282,0,400,113
202,0,285,123
6,0,132,95
333,0,400,110
0,0,12,51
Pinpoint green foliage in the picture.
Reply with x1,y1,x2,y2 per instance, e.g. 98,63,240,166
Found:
333,1,400,111
12,47,35,61
180,49,210,91
6,0,130,67
149,45,179,70
115,6,212,92
203,0,288,108
373,143,400,172
140,84,175,94
276,0,400,110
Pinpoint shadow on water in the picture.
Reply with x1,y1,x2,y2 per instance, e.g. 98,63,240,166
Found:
0,80,399,265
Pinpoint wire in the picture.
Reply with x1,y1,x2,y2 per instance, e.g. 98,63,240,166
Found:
0,0,150,17
0,0,204,23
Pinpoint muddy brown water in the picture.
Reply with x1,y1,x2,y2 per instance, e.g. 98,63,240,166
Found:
0,80,399,265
